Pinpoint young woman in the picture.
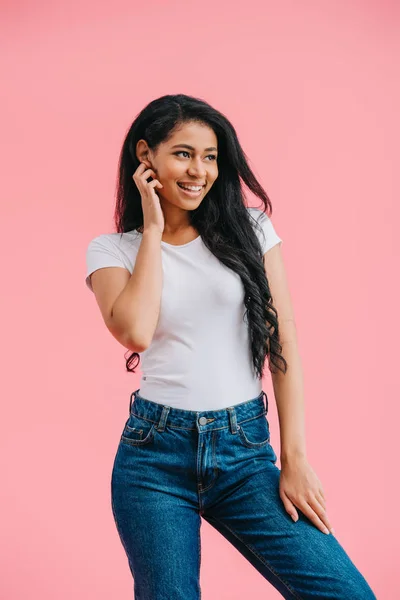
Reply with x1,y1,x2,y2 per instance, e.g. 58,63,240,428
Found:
85,94,376,599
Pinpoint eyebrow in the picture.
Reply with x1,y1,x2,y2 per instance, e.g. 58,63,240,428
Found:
171,144,218,152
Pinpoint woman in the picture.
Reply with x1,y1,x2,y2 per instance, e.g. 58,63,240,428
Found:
85,94,376,599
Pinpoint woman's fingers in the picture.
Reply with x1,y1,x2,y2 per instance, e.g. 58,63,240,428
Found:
134,164,156,184
299,496,334,535
315,489,326,509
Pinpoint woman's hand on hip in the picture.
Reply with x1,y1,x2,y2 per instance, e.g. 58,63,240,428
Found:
279,455,335,535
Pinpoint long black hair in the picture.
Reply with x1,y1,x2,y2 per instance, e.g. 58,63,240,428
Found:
114,94,287,378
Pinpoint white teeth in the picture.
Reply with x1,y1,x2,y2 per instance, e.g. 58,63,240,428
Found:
178,183,203,191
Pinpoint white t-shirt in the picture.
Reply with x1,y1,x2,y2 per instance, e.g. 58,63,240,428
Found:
85,206,282,410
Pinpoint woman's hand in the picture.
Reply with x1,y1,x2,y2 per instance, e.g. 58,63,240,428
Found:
133,162,165,235
279,455,335,535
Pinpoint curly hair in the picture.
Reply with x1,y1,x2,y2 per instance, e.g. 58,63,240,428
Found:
113,94,287,379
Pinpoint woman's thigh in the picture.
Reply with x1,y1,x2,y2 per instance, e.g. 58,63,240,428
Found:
111,438,202,600
203,460,377,600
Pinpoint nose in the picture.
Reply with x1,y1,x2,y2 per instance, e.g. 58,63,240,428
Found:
187,157,207,178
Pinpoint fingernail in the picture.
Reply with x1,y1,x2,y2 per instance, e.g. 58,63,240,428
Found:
323,527,330,534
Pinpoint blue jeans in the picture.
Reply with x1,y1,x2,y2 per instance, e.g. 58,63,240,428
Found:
111,389,377,599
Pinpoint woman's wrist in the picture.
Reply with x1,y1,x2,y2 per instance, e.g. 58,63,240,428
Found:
280,447,307,465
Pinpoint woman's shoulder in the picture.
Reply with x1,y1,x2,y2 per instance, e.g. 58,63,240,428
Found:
85,230,141,291
245,206,282,254
246,205,269,220
87,230,141,253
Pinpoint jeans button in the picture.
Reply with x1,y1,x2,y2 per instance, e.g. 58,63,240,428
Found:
199,416,208,425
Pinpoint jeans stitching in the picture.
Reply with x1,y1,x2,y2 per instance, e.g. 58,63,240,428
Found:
237,424,270,448
198,431,219,493
129,410,266,431
120,424,156,446
111,456,133,570
124,425,143,435
197,438,204,512
209,515,304,600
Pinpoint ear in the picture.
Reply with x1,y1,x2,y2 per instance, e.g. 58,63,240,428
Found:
135,139,152,168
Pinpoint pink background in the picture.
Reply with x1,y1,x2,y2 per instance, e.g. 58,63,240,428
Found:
1,1,398,598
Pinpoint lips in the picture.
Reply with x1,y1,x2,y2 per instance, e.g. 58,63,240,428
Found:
176,183,205,198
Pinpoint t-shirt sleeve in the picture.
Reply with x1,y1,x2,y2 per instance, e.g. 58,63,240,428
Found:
248,207,282,254
85,234,129,292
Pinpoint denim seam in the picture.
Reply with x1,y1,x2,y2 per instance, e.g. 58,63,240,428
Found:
120,424,156,446
238,423,270,448
125,425,143,435
111,457,132,567
197,438,204,512
198,431,219,493
209,515,304,600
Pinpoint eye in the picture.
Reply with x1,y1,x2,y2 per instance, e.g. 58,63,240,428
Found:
174,151,190,158
174,151,217,161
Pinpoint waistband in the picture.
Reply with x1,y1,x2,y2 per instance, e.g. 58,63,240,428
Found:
128,388,269,433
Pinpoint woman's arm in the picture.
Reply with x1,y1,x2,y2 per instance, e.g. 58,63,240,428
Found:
90,228,163,351
263,245,333,534
263,245,307,465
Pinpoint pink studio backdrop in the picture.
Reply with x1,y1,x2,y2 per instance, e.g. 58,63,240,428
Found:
1,1,398,598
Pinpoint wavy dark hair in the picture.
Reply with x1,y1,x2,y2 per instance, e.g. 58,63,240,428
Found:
114,94,287,378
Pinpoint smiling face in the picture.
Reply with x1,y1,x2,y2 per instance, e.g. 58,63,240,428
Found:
136,121,219,213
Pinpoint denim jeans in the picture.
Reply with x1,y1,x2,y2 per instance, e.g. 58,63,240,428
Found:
111,389,377,599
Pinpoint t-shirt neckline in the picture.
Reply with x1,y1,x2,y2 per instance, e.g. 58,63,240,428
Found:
161,235,201,248
133,229,202,248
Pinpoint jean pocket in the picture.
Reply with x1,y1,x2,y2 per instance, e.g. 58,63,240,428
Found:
237,412,271,448
120,412,156,446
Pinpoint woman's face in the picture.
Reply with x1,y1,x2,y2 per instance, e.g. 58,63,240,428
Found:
137,121,219,210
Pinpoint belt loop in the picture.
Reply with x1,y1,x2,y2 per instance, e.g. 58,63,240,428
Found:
227,407,239,434
263,391,268,413
129,391,134,413
156,405,170,432
129,388,140,413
